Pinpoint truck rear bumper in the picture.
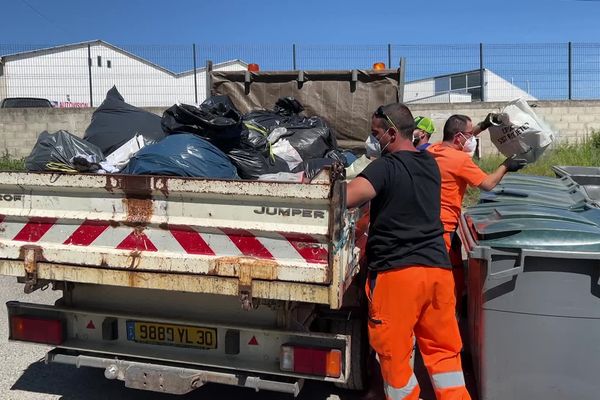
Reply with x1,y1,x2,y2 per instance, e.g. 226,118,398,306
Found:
7,300,350,395
46,348,304,396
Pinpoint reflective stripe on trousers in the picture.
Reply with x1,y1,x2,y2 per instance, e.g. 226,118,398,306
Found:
384,374,418,400
431,371,466,390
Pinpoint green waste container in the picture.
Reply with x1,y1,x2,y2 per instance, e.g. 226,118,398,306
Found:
459,198,600,400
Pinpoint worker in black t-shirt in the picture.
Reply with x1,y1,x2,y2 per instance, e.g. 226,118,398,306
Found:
347,103,471,400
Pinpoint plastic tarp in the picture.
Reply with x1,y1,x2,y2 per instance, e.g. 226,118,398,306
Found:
211,69,400,148
125,133,239,179
25,130,104,172
84,86,165,156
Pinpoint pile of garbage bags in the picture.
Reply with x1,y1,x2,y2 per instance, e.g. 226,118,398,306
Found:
25,86,358,181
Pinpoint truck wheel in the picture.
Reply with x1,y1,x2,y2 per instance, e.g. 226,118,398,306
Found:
330,317,367,391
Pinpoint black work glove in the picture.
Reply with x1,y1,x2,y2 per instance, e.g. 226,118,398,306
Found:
503,157,527,172
478,113,496,132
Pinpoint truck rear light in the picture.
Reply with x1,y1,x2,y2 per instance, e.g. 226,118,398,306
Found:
280,345,342,378
10,315,64,345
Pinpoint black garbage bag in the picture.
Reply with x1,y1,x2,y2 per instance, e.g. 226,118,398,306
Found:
84,86,164,156
200,95,242,122
300,158,335,180
274,97,304,116
242,111,286,132
227,148,290,180
238,127,269,151
125,133,239,179
296,150,349,180
26,130,104,172
281,117,337,160
161,95,243,152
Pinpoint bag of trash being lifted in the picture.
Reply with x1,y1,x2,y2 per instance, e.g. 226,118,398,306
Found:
488,98,556,163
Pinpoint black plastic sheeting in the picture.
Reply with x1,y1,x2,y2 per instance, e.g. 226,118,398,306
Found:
84,86,165,156
161,96,243,152
242,112,337,161
26,130,104,172
125,133,239,179
226,127,290,180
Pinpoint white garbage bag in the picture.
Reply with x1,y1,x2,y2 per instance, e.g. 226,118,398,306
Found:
100,133,147,172
488,98,556,163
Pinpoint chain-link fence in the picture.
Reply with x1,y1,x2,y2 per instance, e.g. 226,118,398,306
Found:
1,42,599,108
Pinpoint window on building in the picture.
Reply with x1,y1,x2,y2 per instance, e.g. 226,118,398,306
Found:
434,77,450,92
467,72,481,87
434,71,483,101
107,60,111,68
97,56,102,67
451,75,467,90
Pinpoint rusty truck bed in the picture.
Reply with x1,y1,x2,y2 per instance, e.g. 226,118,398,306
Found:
0,170,358,309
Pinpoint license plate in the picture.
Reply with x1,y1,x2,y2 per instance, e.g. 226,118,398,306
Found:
126,321,217,349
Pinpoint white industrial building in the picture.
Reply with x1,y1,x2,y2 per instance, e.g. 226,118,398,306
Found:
0,40,535,107
0,40,246,107
404,68,536,103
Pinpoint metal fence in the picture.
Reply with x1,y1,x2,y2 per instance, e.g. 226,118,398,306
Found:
1,42,599,108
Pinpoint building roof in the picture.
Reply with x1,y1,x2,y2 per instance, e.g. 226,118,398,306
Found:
0,40,246,77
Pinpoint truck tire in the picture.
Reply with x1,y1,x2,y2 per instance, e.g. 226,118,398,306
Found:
330,317,368,391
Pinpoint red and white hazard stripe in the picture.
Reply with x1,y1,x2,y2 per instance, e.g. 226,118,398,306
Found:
0,216,328,265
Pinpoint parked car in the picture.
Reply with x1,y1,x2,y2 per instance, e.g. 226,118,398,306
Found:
0,97,53,108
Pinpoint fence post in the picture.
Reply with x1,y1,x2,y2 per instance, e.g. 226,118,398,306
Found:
387,44,391,69
205,60,213,98
568,41,572,100
293,44,297,70
398,57,406,102
479,43,485,102
193,43,198,104
87,44,93,107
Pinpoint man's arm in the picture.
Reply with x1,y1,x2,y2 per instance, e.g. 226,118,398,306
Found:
347,177,377,208
478,158,527,191
478,164,508,191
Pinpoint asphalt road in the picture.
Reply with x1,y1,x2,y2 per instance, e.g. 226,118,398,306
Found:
0,276,362,400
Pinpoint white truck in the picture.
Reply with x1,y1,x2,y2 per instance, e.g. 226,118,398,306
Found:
2,67,402,396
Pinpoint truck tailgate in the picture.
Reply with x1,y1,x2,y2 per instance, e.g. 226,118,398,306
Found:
0,171,357,308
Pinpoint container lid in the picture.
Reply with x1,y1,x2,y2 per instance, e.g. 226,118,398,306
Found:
465,204,600,250
479,186,588,208
501,174,577,189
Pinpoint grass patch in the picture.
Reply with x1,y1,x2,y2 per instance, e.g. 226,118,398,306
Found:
464,131,600,207
0,155,25,171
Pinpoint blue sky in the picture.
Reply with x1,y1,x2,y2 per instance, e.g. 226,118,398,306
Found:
3,0,600,100
3,0,600,45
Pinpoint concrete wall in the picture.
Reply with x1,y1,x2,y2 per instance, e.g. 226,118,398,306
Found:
0,107,163,158
409,100,600,157
1,100,599,159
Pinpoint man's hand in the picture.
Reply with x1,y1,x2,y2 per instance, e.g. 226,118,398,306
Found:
503,157,527,172
478,113,496,132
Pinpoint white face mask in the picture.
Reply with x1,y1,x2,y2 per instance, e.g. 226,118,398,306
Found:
460,133,477,154
365,131,390,158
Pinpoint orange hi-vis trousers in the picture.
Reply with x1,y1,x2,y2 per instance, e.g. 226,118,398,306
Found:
366,266,471,400
443,231,465,304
